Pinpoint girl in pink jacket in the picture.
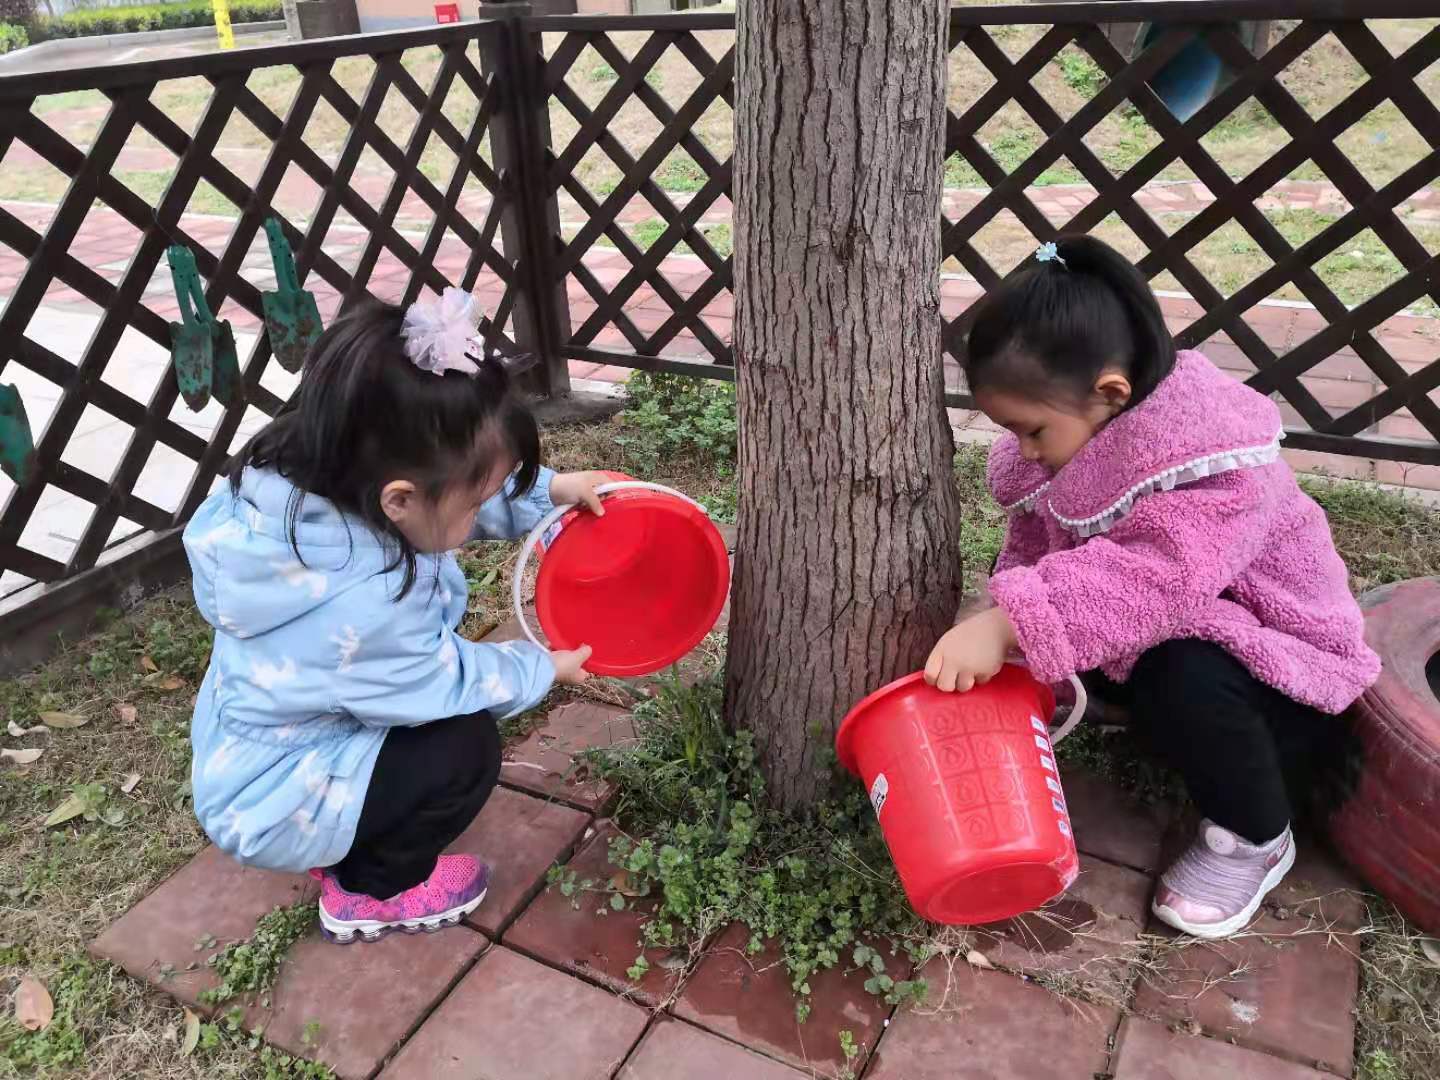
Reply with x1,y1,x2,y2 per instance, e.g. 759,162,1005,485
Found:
926,235,1379,940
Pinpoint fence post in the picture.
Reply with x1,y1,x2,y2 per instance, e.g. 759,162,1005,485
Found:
477,1,572,398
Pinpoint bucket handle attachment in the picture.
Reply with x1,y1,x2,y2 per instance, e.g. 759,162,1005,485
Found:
511,480,710,653
1007,656,1087,746
1052,675,1088,747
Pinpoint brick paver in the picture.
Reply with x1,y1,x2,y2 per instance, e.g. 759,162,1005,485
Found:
1112,1017,1338,1080
244,925,486,1080
89,701,1375,1080
89,845,315,1011
378,946,648,1080
970,854,1152,1002
1062,766,1175,874
444,786,590,939
500,700,635,811
619,1018,810,1080
673,922,893,1075
1135,913,1361,1076
505,822,698,1007
866,958,1119,1080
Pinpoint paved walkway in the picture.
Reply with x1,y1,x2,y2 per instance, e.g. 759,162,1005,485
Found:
91,615,1372,1080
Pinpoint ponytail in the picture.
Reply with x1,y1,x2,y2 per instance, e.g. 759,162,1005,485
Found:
963,234,1176,408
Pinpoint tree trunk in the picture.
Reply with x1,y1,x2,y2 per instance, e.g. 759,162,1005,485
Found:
726,0,962,812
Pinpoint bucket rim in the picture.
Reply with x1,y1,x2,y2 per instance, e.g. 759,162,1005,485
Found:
834,664,1054,775
835,671,927,775
534,492,731,677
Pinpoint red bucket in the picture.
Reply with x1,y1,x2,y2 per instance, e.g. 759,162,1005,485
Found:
835,664,1083,925
514,472,730,677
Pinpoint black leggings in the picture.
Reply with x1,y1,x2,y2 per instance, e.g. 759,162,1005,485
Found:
1094,639,1351,844
331,711,501,898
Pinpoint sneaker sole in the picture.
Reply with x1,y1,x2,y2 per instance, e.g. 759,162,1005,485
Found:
1152,840,1296,940
319,888,487,945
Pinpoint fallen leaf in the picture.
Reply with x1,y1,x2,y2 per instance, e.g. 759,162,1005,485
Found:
1,748,44,766
7,719,48,737
965,949,995,971
115,705,138,724
38,712,88,730
157,676,186,692
1421,937,1440,969
610,870,645,897
15,977,54,1031
44,794,87,827
181,1008,200,1056
140,656,158,672
121,773,141,794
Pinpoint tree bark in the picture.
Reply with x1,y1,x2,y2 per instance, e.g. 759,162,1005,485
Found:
726,0,962,811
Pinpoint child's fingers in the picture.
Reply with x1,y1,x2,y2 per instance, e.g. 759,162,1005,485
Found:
923,650,944,686
937,660,959,693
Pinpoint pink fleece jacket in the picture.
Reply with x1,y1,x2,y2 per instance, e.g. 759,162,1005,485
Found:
986,350,1380,715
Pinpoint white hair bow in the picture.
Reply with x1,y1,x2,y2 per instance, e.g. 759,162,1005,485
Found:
401,287,485,377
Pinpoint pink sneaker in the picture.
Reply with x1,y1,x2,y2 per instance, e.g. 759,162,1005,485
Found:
313,855,489,944
1153,821,1295,940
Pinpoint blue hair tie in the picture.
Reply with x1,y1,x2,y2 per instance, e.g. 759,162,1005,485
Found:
1035,241,1066,267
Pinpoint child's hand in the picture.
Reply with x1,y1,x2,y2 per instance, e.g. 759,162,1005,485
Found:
924,608,1018,693
551,645,593,685
550,471,608,516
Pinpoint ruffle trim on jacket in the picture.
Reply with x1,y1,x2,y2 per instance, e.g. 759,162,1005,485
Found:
1048,433,1284,537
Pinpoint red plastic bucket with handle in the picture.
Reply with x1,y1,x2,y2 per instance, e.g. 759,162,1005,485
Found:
835,664,1087,925
513,472,730,677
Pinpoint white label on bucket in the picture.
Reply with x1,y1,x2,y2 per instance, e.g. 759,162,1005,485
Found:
541,519,565,550
869,773,890,818
1046,776,1063,796
1040,755,1056,773
1030,715,1046,734
1052,797,1067,814
1058,818,1072,838
1033,733,1051,751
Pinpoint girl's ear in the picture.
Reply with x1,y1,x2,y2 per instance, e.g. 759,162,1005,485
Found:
1094,370,1133,414
379,479,418,527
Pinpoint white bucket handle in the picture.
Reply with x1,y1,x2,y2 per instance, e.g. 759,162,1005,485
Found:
1052,674,1088,747
1005,655,1087,746
511,480,710,652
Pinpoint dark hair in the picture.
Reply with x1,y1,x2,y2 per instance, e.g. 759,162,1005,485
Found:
230,300,541,598
963,234,1176,410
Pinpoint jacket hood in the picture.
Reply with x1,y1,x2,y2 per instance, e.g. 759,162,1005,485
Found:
184,468,393,639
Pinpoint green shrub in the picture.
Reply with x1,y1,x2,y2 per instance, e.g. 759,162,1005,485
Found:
0,21,27,54
581,675,928,1020
29,0,282,43
614,371,737,473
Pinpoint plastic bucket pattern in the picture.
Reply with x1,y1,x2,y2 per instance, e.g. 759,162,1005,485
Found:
513,472,730,677
835,664,1087,925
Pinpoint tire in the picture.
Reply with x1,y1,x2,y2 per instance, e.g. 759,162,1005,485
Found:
1329,577,1440,934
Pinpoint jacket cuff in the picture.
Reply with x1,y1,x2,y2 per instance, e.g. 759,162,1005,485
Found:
524,466,557,518
988,566,1075,684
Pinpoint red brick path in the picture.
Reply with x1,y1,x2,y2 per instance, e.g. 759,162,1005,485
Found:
91,626,1370,1079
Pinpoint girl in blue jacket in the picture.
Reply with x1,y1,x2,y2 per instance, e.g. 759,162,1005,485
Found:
183,289,601,943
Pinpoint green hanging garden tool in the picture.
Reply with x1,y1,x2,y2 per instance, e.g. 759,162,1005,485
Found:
261,218,323,373
0,383,36,485
166,245,242,411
